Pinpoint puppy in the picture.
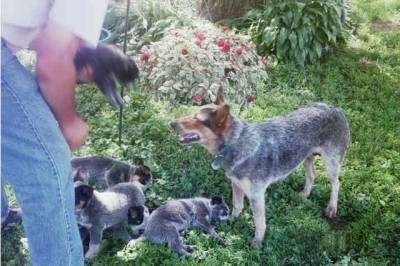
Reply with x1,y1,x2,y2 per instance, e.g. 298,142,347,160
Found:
71,156,152,190
74,43,139,108
171,90,350,248
75,182,147,260
128,196,229,256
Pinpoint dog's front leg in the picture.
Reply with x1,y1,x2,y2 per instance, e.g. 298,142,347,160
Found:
131,207,149,236
249,191,266,248
231,181,244,218
85,227,103,261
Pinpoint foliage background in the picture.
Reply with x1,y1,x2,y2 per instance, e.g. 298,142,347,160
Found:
2,0,399,265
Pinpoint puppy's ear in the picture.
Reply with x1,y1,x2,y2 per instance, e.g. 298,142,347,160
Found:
214,87,225,105
133,165,152,186
75,185,94,201
73,168,88,183
211,196,223,205
128,206,145,225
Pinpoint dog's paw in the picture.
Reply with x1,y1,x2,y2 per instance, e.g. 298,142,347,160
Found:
250,238,263,249
231,209,242,218
325,205,337,219
299,189,310,198
184,244,196,253
84,253,96,262
84,244,100,261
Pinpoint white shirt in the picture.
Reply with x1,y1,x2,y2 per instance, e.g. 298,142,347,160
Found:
1,0,109,50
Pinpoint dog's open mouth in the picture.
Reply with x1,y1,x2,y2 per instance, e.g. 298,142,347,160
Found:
179,133,200,144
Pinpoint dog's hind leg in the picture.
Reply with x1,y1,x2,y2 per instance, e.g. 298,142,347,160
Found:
231,182,244,218
166,227,190,256
300,155,316,198
249,188,267,248
322,151,342,218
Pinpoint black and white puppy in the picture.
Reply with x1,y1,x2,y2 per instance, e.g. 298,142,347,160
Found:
74,43,139,108
75,182,147,260
71,156,153,191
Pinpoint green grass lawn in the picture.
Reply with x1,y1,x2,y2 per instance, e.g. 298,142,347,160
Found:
2,1,399,265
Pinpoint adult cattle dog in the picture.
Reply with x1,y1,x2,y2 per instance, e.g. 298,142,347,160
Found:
171,91,349,248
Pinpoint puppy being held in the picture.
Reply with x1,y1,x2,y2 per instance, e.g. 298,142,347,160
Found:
171,89,350,248
71,156,152,190
128,196,229,256
74,43,139,108
75,182,147,260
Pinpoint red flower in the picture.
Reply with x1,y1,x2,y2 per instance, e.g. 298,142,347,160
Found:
221,26,229,33
195,32,206,41
192,94,203,103
246,95,255,103
236,47,243,56
195,39,202,46
222,43,231,53
181,48,189,56
140,53,150,62
217,39,225,47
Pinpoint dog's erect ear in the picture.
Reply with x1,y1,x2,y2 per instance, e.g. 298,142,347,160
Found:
211,103,230,129
211,196,224,205
128,206,145,225
214,87,225,105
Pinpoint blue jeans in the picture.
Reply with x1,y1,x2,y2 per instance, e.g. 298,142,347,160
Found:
1,43,83,265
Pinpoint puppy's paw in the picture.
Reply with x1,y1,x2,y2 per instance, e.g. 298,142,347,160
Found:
215,237,226,246
299,189,310,198
84,253,96,262
325,205,337,219
250,238,262,249
127,236,145,247
184,244,196,253
84,244,100,261
231,209,242,218
176,249,191,257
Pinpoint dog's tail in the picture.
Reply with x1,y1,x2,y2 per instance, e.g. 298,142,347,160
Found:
74,43,139,108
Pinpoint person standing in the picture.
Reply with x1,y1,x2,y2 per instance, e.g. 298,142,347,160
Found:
1,0,109,265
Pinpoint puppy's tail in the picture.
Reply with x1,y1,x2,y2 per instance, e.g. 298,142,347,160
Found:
74,43,139,108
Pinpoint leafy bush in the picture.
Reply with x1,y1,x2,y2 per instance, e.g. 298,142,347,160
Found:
103,0,197,52
136,23,268,105
231,0,350,65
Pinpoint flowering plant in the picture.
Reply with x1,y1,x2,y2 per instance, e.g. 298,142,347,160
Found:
137,22,268,105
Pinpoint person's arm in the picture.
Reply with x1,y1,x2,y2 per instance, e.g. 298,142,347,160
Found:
30,21,88,151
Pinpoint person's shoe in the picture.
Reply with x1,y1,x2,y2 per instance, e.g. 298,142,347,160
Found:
1,208,22,232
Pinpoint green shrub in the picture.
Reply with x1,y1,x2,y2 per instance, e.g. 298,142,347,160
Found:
233,0,350,65
103,0,197,52
136,23,268,105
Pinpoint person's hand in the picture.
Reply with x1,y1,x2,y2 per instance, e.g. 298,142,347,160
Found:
59,116,88,151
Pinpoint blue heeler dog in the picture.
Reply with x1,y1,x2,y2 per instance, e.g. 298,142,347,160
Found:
128,196,229,256
171,91,350,248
